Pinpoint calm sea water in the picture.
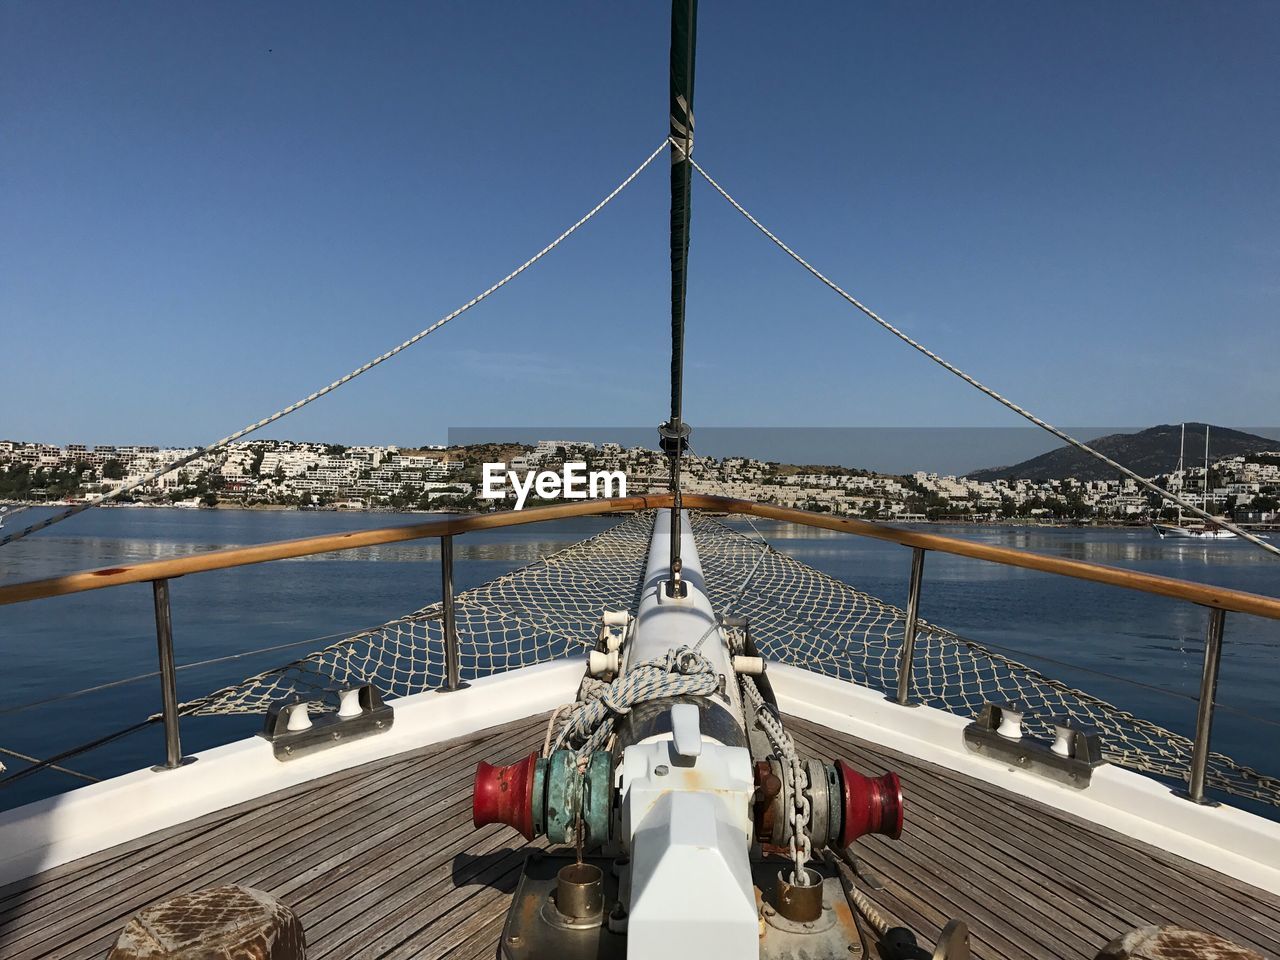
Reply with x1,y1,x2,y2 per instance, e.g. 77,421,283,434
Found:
1,507,1277,815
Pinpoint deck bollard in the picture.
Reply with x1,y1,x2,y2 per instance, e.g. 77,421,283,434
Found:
439,535,467,691
151,579,185,770
895,548,927,706
1186,607,1226,804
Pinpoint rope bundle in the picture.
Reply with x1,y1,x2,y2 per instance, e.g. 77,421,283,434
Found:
551,645,718,756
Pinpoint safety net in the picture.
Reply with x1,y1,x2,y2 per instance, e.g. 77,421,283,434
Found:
185,511,1280,808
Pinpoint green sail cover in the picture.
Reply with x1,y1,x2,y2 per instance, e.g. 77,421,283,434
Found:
665,0,698,582
668,0,696,429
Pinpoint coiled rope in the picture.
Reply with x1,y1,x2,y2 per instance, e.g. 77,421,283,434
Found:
551,645,718,757
0,138,670,548
684,147,1280,560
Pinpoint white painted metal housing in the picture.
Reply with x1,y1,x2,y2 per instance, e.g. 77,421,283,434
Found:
617,511,759,956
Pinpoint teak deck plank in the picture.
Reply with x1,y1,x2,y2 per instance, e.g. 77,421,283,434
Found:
787,718,1280,957
799,720,1280,952
2,712,1278,960
0,735,488,943
0,724,538,959
0,723,506,920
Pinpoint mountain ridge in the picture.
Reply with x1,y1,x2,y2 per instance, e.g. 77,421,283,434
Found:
967,424,1278,482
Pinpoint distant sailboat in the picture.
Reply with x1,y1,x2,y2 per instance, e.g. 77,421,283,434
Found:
1152,424,1239,540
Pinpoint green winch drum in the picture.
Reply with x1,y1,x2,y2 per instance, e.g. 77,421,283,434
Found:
543,749,613,848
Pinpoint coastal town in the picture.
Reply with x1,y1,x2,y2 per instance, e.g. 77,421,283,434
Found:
2,436,1278,525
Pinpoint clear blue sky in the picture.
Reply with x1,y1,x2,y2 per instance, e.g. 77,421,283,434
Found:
3,1,1277,447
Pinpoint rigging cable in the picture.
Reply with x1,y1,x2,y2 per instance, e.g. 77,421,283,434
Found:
685,150,1280,560
0,718,156,787
0,747,97,784
0,621,406,718
0,615,453,784
0,137,671,549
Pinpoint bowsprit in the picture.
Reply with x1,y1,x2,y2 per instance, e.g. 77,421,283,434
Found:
472,509,917,960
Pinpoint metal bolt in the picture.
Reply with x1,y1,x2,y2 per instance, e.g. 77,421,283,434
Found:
507,934,521,945
655,764,669,777
804,921,814,930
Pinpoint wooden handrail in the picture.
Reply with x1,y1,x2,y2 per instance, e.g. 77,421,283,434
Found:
1,493,1278,620
682,496,1280,621
0,496,675,606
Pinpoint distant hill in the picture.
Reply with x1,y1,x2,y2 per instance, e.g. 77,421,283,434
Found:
967,424,1278,482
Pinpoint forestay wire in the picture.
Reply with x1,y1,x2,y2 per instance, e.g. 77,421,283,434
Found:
684,148,1280,560
0,138,671,549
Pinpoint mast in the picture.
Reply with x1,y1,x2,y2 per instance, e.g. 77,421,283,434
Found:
1178,423,1185,525
1204,424,1211,516
660,0,697,596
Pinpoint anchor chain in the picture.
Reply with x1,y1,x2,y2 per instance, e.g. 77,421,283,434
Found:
741,674,813,884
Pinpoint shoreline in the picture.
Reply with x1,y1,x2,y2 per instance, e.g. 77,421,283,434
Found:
3,499,1237,530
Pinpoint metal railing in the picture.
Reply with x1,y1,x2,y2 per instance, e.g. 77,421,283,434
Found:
887,543,1234,804
894,547,926,709
138,533,471,769
150,580,184,770
438,534,466,693
1,493,1277,804
1188,608,1227,804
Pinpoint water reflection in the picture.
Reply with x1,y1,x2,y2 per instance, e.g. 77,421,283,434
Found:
727,520,1280,580
284,539,579,564
0,509,616,582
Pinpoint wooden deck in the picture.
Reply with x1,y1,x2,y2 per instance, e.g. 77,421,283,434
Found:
1,713,1277,960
